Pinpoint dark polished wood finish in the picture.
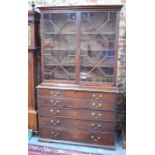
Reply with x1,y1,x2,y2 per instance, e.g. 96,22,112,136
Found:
28,9,40,131
37,5,122,149
37,83,118,93
39,116,115,132
38,105,115,121
38,88,116,100
39,127,114,146
38,5,122,11
38,97,115,111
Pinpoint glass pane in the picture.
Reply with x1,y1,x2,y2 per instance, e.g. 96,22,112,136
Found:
43,13,76,34
42,13,76,81
80,12,117,84
28,24,32,46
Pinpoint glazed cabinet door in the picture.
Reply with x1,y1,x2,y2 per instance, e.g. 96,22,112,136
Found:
80,11,117,84
41,11,118,85
41,12,77,82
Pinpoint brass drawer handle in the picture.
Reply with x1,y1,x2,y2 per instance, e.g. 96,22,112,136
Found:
50,99,60,105
50,91,54,95
50,120,61,125
99,94,103,98
51,131,60,138
92,94,103,97
50,109,60,114
91,135,101,141
92,103,102,108
50,101,60,106
92,94,96,97
91,112,102,119
91,123,101,129
56,92,60,95
50,91,60,95
53,102,59,106
53,100,60,106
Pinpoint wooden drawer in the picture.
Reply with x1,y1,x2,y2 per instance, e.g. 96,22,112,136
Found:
39,116,115,132
38,89,116,101
39,127,114,146
63,91,115,101
38,97,115,111
38,105,115,121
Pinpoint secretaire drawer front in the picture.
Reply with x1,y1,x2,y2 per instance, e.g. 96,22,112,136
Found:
39,116,115,132
39,127,114,146
62,91,116,101
38,89,116,101
38,97,115,111
38,105,115,121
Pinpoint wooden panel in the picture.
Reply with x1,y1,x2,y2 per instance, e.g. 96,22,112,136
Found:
38,96,115,111
38,105,115,121
39,116,114,132
37,84,119,93
28,52,35,109
28,10,40,132
38,89,116,101
39,126,114,146
28,110,37,131
38,5,123,11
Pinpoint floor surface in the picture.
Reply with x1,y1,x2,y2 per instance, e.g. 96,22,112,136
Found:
28,135,126,155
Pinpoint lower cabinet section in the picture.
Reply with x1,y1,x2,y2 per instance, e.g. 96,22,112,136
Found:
37,87,117,149
39,126,114,147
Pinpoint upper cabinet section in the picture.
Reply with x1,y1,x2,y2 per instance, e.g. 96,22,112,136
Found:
39,6,122,85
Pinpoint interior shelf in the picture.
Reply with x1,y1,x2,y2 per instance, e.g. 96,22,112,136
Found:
45,64,114,68
44,32,116,35
44,48,115,51
44,48,75,51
